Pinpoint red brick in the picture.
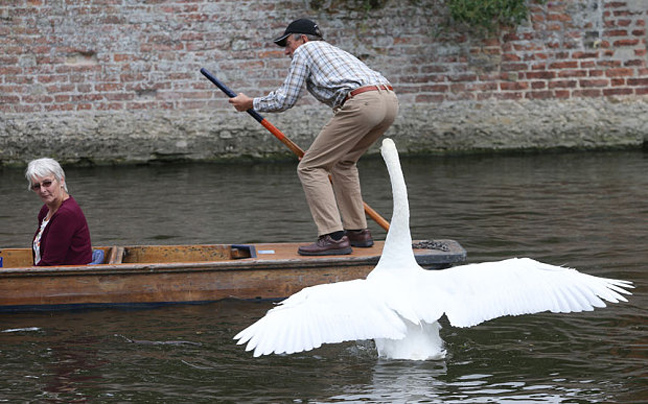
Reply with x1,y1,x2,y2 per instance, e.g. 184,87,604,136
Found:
71,94,103,103
614,39,640,47
22,95,54,103
526,71,556,80
603,88,633,96
624,60,644,67
474,82,498,92
104,93,134,101
549,61,579,69
501,62,529,72
95,83,123,92
494,92,524,100
500,81,529,91
0,95,20,104
476,93,495,101
448,74,478,82
605,2,627,9
597,60,622,68
547,13,572,22
580,79,610,87
558,70,588,78
422,84,449,92
549,80,577,88
47,84,75,93
525,91,553,99
113,54,135,62
573,89,603,97
502,54,521,62
605,29,628,36
629,78,648,86
14,104,42,113
572,51,599,59
606,68,635,77
45,104,75,112
96,103,124,111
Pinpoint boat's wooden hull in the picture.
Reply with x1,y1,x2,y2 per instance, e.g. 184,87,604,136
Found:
0,240,466,311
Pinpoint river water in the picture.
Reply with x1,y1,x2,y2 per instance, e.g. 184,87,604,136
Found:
0,148,646,403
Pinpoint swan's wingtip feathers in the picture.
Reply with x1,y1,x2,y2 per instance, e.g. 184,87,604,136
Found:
442,257,634,328
231,280,414,357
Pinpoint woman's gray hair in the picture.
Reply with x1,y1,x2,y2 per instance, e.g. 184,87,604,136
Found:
25,157,68,192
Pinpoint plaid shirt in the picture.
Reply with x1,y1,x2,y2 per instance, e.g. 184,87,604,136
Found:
253,41,391,112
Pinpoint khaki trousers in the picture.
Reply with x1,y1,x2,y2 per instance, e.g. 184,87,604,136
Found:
297,89,399,236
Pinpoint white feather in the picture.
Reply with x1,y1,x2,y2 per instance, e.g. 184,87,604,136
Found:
233,138,633,359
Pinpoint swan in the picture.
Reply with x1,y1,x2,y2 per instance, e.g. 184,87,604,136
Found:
234,138,633,360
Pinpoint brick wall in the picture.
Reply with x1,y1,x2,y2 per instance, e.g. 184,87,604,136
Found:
1,0,647,165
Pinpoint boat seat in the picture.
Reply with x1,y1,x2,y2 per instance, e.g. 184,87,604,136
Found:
107,246,125,264
231,244,257,259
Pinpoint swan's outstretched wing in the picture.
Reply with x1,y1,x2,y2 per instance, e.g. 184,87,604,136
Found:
422,257,633,328
234,279,410,357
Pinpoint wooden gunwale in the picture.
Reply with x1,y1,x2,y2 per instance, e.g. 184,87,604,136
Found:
0,240,466,311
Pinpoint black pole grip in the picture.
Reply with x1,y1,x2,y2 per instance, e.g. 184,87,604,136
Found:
200,68,265,124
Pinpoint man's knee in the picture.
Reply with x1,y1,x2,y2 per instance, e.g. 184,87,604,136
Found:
297,160,322,182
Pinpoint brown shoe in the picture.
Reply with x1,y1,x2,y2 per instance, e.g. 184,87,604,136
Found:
346,229,374,248
298,235,352,256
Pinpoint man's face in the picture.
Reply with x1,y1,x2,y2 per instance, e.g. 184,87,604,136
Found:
284,34,306,58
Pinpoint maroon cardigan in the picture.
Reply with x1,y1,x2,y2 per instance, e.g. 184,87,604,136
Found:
33,196,92,266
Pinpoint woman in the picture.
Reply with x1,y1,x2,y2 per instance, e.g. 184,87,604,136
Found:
26,158,92,266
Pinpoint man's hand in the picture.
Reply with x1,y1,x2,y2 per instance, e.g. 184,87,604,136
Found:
229,93,254,112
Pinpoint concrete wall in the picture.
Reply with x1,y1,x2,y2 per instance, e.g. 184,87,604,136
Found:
1,0,647,165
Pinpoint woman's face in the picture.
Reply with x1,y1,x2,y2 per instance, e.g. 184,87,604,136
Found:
31,174,65,207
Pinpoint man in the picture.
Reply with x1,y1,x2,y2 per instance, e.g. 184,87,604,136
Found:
229,19,399,256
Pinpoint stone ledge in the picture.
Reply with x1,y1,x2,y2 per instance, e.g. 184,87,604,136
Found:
1,98,646,166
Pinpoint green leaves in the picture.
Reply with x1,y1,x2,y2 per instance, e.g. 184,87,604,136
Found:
447,0,533,33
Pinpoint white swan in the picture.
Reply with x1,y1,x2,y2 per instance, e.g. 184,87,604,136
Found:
234,138,633,360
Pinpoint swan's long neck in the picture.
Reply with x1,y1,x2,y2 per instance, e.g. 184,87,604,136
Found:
373,138,419,272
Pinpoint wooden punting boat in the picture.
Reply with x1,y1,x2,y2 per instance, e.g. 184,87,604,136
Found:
0,240,466,312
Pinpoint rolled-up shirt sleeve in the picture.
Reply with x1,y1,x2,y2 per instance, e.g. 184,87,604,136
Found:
253,50,310,113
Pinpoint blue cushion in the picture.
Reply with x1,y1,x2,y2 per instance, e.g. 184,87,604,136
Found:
88,249,105,265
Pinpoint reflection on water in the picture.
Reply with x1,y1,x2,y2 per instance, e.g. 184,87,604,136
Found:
0,150,647,402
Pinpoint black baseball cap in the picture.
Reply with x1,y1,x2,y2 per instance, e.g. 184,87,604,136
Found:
273,19,323,47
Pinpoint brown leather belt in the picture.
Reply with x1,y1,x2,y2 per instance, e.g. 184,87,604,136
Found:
344,84,393,103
